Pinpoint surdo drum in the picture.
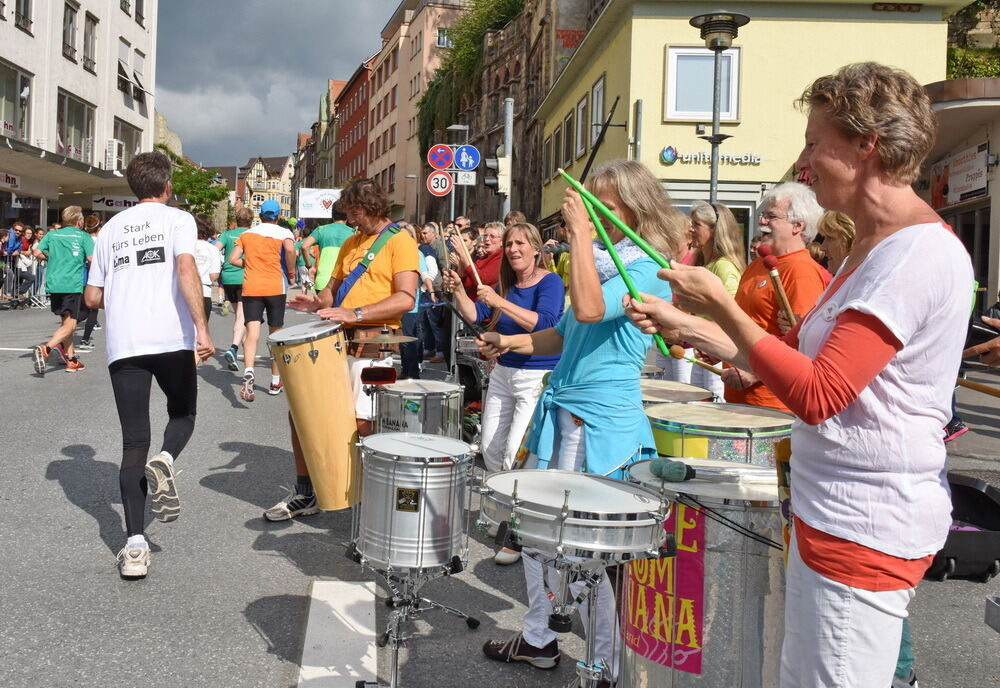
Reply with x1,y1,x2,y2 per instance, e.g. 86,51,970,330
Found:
375,379,463,438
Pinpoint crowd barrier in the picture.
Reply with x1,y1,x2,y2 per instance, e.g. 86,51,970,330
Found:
1,252,47,310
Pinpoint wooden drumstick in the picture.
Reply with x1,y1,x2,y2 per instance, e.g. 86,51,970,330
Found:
758,244,797,328
957,377,1000,399
452,230,482,286
669,344,723,377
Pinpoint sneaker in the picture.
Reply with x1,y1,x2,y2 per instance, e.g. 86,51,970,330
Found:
145,451,180,522
65,358,86,372
117,544,150,578
77,339,95,352
240,370,256,402
32,344,50,375
891,670,919,688
269,381,283,396
263,492,319,521
224,349,239,371
93,322,102,330
944,420,969,443
494,547,522,565
221,300,231,316
482,634,560,670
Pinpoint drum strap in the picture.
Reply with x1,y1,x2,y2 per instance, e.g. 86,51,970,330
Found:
334,223,401,307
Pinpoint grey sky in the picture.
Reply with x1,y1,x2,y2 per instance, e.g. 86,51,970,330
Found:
156,0,398,167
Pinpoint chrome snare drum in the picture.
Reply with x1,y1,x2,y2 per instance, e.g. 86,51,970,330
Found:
478,469,671,562
375,380,463,438
353,433,473,573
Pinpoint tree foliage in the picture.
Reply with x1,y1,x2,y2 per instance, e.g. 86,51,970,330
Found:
154,144,230,217
417,0,524,152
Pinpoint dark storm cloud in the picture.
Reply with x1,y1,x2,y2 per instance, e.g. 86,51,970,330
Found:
156,0,398,166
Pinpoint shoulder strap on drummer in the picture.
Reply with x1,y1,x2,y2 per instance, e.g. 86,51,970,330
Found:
334,223,401,307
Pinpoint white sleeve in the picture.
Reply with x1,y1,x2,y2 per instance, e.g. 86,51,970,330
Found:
424,254,439,281
174,211,197,257
209,244,222,273
88,234,107,288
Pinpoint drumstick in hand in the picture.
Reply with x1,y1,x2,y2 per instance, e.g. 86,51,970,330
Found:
452,231,482,286
670,344,723,376
758,244,797,328
957,377,1000,399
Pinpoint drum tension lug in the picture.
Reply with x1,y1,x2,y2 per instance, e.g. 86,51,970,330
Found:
309,348,319,361
282,353,291,364
658,534,677,559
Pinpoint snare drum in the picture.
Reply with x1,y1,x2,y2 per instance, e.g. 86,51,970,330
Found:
622,459,784,687
375,380,463,438
478,469,671,563
645,402,793,467
353,432,473,573
269,320,357,510
640,379,714,406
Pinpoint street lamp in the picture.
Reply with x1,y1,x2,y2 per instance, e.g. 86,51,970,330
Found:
446,123,470,218
690,10,750,204
405,174,419,224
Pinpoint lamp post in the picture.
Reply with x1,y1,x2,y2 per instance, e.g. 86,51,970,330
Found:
689,10,749,204
405,173,419,224
446,123,469,219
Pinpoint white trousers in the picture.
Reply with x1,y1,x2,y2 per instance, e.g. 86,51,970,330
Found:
348,355,394,420
480,365,548,473
520,410,620,678
780,535,914,688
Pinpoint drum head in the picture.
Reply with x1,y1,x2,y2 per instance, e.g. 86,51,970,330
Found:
645,402,793,432
641,379,713,403
384,380,461,395
268,319,341,345
628,459,778,504
485,469,662,513
362,432,470,458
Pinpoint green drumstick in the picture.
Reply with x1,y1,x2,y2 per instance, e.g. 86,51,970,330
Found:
558,168,672,270
582,196,672,358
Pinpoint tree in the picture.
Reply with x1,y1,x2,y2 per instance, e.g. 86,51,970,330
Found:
154,144,230,217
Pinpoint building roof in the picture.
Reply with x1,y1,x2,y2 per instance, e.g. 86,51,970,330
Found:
238,155,292,178
204,166,239,189
297,133,311,151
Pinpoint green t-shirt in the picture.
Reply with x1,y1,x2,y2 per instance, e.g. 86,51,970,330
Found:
37,226,94,294
311,222,354,250
294,239,306,267
218,227,249,285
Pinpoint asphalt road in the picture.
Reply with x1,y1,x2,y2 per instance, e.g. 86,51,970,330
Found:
0,304,997,687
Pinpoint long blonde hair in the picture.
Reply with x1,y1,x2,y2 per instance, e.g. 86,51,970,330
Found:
584,160,686,260
689,201,746,272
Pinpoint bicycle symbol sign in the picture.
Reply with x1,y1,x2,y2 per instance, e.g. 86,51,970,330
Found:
427,144,454,170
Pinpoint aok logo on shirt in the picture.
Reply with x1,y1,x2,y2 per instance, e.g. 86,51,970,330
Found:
136,247,165,265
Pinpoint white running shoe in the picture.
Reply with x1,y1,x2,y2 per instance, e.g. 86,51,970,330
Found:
264,491,319,521
240,370,255,402
145,451,180,522
117,544,150,578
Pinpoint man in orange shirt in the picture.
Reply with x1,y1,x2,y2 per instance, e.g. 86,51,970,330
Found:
722,182,831,411
264,179,420,521
228,200,296,401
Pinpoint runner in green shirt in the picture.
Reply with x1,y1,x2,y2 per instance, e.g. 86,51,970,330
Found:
299,203,354,288
32,206,94,374
217,206,253,370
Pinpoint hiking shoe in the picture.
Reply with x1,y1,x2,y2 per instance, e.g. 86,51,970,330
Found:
483,634,560,670
76,339,95,352
944,420,969,443
145,451,180,522
117,544,150,578
240,370,256,402
269,381,283,396
264,492,319,521
224,349,239,371
65,358,86,372
221,300,231,316
33,344,50,375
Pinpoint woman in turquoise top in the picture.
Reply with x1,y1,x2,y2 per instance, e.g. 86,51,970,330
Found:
479,160,686,682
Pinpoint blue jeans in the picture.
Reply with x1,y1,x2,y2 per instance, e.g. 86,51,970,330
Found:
400,310,422,379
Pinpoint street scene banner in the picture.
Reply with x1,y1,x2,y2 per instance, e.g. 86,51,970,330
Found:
298,188,341,219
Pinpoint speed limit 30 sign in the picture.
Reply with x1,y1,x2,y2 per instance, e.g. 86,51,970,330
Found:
426,170,454,197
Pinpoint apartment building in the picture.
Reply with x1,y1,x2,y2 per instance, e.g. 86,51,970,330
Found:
314,79,346,190
238,155,293,222
334,58,375,189
0,0,157,225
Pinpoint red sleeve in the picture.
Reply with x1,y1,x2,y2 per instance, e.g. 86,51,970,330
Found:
748,310,902,424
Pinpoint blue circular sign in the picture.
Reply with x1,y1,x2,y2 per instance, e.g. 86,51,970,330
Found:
453,145,481,171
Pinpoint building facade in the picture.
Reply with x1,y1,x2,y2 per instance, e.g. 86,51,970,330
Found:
0,0,157,225
535,0,951,238
334,58,374,189
238,155,293,222
313,79,346,190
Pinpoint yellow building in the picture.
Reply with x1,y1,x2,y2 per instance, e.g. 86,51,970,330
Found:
536,0,956,235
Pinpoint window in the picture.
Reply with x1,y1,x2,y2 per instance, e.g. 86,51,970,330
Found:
542,136,552,182
0,61,31,142
113,117,141,169
575,95,588,158
15,0,31,33
437,28,452,48
388,164,396,192
665,46,740,121
132,49,146,102
391,48,398,72
391,86,396,109
252,194,264,203
590,75,605,145
117,38,131,93
120,0,130,15
563,111,574,166
390,124,396,147
83,14,97,73
552,125,562,177
63,4,78,61
134,0,144,26
56,89,95,163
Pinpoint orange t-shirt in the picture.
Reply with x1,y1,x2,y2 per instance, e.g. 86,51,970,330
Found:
332,228,420,329
725,249,831,410
237,223,294,297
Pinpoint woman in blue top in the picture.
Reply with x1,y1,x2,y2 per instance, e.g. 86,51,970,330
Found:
478,160,686,682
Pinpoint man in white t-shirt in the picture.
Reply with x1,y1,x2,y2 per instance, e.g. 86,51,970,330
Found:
194,215,223,321
84,151,215,580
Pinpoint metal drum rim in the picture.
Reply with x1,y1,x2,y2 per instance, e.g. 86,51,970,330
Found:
268,320,343,345
645,401,794,436
482,469,670,517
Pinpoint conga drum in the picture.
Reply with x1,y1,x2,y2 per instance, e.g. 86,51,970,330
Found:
645,402,793,467
640,379,714,406
269,320,357,510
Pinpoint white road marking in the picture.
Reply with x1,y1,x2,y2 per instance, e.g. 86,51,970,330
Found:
298,580,378,687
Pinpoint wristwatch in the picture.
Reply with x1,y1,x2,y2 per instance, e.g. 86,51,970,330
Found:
353,307,364,322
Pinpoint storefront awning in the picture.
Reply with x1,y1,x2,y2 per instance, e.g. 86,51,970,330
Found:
926,79,1000,162
0,134,132,196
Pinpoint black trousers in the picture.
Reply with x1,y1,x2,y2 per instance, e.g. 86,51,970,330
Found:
109,349,197,536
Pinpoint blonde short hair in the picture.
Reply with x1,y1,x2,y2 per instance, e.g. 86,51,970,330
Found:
817,211,856,252
61,205,84,228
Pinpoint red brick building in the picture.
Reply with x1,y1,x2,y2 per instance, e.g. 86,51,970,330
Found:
335,57,376,188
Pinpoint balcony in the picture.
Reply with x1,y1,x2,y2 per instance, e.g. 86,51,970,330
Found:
120,0,130,14
14,11,32,34
83,55,96,74
63,43,77,62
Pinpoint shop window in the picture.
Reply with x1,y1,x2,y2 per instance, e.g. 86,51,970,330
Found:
0,60,31,142
56,89,95,163
113,117,142,169
665,46,740,121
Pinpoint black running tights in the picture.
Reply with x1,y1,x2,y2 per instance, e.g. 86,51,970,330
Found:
109,349,198,536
